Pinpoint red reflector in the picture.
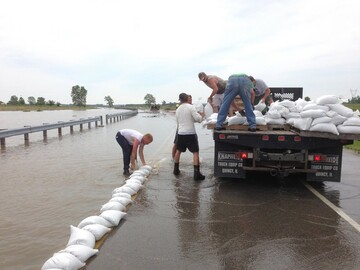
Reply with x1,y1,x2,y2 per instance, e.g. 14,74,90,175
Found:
219,134,225,139
262,135,269,141
294,136,301,142
314,155,321,161
278,136,285,141
241,152,248,159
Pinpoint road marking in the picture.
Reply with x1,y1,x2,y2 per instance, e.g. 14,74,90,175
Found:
303,182,360,233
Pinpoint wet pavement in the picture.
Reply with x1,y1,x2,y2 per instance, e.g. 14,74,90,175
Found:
86,121,360,270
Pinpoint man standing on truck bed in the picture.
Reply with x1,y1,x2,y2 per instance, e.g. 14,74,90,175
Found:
216,74,257,132
249,76,273,106
198,72,227,112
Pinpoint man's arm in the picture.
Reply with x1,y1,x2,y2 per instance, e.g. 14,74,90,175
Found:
262,88,271,102
138,143,146,166
251,89,255,105
207,79,219,102
130,139,140,170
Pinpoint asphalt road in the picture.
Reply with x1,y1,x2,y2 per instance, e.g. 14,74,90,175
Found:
86,121,360,270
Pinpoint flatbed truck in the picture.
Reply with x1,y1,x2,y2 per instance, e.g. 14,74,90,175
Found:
211,87,360,182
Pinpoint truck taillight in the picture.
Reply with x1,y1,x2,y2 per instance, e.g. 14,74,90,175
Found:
241,152,248,159
309,154,327,162
262,135,269,141
278,136,285,141
235,152,253,159
294,136,301,142
219,134,225,139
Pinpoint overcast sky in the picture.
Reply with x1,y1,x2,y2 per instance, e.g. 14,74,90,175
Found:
0,0,359,105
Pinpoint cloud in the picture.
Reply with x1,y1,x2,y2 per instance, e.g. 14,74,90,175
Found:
0,0,359,104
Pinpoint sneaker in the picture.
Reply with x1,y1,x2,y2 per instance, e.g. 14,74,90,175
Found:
215,126,226,131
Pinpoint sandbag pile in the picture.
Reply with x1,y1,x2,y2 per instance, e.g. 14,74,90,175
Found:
41,165,152,270
203,95,360,135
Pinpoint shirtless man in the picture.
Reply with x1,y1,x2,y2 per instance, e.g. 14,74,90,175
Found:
198,72,227,112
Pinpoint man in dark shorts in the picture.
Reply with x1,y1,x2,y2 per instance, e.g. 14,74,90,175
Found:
173,93,205,180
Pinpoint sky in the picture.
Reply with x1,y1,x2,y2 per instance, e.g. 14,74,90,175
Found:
0,0,359,105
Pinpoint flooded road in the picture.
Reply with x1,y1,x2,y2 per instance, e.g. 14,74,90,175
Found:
1,111,360,269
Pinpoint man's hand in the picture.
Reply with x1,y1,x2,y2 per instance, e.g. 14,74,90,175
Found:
207,96,212,103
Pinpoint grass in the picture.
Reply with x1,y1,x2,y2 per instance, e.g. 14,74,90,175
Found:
343,103,360,111
345,140,360,153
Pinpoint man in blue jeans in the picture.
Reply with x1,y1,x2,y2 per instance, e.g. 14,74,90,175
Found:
216,74,257,132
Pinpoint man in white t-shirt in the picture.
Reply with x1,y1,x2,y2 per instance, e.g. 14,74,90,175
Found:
116,129,153,176
173,93,205,180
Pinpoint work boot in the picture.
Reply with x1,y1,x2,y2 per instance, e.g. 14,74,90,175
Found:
194,165,205,180
123,169,130,177
173,162,180,176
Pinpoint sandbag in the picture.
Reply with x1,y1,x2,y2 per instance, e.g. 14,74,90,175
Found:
66,225,96,248
343,116,360,126
293,118,312,130
78,215,113,229
100,210,127,226
100,201,126,212
59,244,99,263
265,117,286,125
311,116,332,126
300,109,326,119
204,102,214,119
82,224,111,241
327,103,354,117
42,252,85,270
109,196,132,206
310,123,339,135
337,125,360,134
316,95,340,105
302,104,330,112
227,115,246,126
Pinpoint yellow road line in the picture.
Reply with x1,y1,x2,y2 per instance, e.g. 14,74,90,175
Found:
303,181,360,233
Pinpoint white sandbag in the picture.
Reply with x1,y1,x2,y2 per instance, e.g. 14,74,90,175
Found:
66,225,96,248
100,201,126,212
254,110,263,117
283,112,301,119
331,114,347,125
293,118,312,130
128,175,145,184
254,101,266,112
141,164,152,170
125,178,142,185
327,103,354,117
124,182,143,192
82,224,111,241
311,116,332,126
300,109,326,119
266,109,282,119
354,110,360,116
310,123,339,135
194,99,204,113
256,117,266,125
295,97,308,107
204,102,214,119
265,117,286,125
286,118,296,125
100,210,126,226
111,192,132,199
269,104,290,117
343,116,360,126
112,186,137,196
278,100,295,108
337,125,360,134
326,110,338,118
316,95,340,105
227,115,246,126
42,252,85,270
60,244,99,263
302,104,330,112
109,196,132,206
131,170,147,176
78,215,113,229
207,113,218,121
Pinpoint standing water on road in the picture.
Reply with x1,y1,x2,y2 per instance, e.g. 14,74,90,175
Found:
0,110,184,270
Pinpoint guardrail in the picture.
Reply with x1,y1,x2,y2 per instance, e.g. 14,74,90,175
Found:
0,116,105,148
105,110,138,124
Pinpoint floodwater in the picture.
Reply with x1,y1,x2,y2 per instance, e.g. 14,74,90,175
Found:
0,109,178,270
1,109,360,270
